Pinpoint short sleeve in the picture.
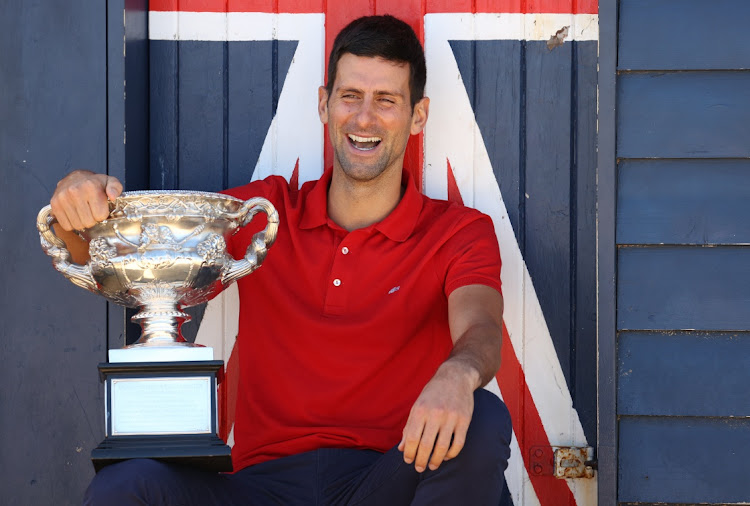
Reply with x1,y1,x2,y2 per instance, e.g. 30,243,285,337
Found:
439,213,502,298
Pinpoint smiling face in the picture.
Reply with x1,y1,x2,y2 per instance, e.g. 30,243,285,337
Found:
318,54,428,184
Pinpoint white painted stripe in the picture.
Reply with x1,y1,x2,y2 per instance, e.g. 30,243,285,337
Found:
150,12,325,41
426,12,598,41
250,14,325,184
150,11,598,42
425,15,596,504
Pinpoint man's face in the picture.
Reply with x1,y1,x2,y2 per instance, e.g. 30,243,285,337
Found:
318,54,428,183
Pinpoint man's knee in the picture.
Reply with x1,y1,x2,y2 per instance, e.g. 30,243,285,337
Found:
83,459,167,506
461,389,512,470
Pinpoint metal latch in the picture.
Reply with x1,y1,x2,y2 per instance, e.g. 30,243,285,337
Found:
530,446,596,479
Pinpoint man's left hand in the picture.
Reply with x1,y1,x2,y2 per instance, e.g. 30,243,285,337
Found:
398,361,479,472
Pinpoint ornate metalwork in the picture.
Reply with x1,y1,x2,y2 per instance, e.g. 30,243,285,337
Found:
37,190,278,347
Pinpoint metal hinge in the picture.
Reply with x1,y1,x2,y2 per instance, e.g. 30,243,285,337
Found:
530,446,596,479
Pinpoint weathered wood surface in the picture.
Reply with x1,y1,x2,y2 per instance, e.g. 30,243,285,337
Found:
618,72,750,159
0,2,109,504
619,416,750,503
618,331,750,416
619,0,750,70
618,159,750,245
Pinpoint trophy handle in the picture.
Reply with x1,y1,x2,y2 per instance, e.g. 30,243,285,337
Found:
222,197,279,285
36,205,99,293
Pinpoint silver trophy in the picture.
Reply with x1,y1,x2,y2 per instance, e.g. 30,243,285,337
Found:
37,190,279,471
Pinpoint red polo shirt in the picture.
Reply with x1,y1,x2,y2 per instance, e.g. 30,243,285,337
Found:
224,169,502,471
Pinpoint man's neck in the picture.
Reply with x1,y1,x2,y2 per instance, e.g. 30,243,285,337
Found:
327,166,404,232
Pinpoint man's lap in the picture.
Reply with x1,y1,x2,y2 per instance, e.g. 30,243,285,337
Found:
84,390,511,506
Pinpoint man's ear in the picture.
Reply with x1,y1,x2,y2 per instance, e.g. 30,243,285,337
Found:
410,96,430,135
318,86,329,125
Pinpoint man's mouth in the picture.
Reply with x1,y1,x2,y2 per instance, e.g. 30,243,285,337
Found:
348,134,382,151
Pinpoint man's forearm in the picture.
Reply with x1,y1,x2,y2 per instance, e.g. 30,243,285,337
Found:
441,321,502,390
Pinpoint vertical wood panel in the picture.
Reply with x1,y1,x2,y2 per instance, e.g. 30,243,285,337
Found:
178,41,226,192
524,41,573,385
227,41,298,188
150,40,180,190
0,2,108,504
573,40,598,446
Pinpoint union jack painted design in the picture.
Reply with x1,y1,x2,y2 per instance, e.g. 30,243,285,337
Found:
149,2,598,504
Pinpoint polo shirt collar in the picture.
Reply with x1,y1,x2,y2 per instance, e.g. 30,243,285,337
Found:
299,168,423,242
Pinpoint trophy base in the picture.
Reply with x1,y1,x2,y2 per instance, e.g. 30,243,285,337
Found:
95,360,231,473
91,434,232,472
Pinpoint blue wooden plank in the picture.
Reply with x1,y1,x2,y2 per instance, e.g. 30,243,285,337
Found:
619,416,750,503
573,41,599,447
0,1,109,504
450,40,522,245
618,247,750,330
524,41,573,391
178,41,226,192
618,72,750,158
597,0,619,501
617,159,750,245
618,331,750,416
619,0,750,70
227,40,298,189
150,40,179,190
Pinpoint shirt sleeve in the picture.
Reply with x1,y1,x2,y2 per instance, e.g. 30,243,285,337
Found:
439,212,502,298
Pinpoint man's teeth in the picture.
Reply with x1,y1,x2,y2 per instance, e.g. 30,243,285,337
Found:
349,134,381,143
348,134,381,151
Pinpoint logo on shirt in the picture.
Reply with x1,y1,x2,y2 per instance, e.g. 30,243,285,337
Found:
388,286,401,295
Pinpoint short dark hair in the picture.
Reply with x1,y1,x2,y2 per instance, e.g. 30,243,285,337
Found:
326,15,426,109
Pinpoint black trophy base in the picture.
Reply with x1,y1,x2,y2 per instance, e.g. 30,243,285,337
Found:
95,360,231,473
92,434,233,473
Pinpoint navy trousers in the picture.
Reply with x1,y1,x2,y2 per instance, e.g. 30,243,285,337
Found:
84,389,512,506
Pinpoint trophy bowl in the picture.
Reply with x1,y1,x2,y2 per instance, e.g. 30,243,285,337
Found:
37,190,278,348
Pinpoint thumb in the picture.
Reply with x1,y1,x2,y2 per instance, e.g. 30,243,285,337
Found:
104,175,123,200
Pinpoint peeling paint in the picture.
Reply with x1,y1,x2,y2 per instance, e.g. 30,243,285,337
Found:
547,26,569,50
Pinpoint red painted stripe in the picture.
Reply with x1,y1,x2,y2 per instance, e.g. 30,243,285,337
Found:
218,342,240,442
497,322,577,505
289,157,300,191
150,0,324,12
447,159,463,204
151,0,597,16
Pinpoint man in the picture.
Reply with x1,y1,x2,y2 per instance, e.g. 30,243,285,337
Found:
51,15,511,505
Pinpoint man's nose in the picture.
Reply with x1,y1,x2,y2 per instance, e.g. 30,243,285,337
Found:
353,97,377,128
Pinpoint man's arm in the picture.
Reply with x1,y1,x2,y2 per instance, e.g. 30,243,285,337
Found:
49,170,123,264
399,284,503,472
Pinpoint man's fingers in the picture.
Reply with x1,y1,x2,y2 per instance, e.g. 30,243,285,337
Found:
413,419,440,472
428,422,455,470
400,413,425,465
51,173,118,230
444,418,470,461
105,176,123,201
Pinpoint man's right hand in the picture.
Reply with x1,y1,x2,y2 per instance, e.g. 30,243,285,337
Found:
50,170,123,231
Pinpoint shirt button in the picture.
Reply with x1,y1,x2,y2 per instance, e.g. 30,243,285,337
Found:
333,278,342,287
341,246,349,255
